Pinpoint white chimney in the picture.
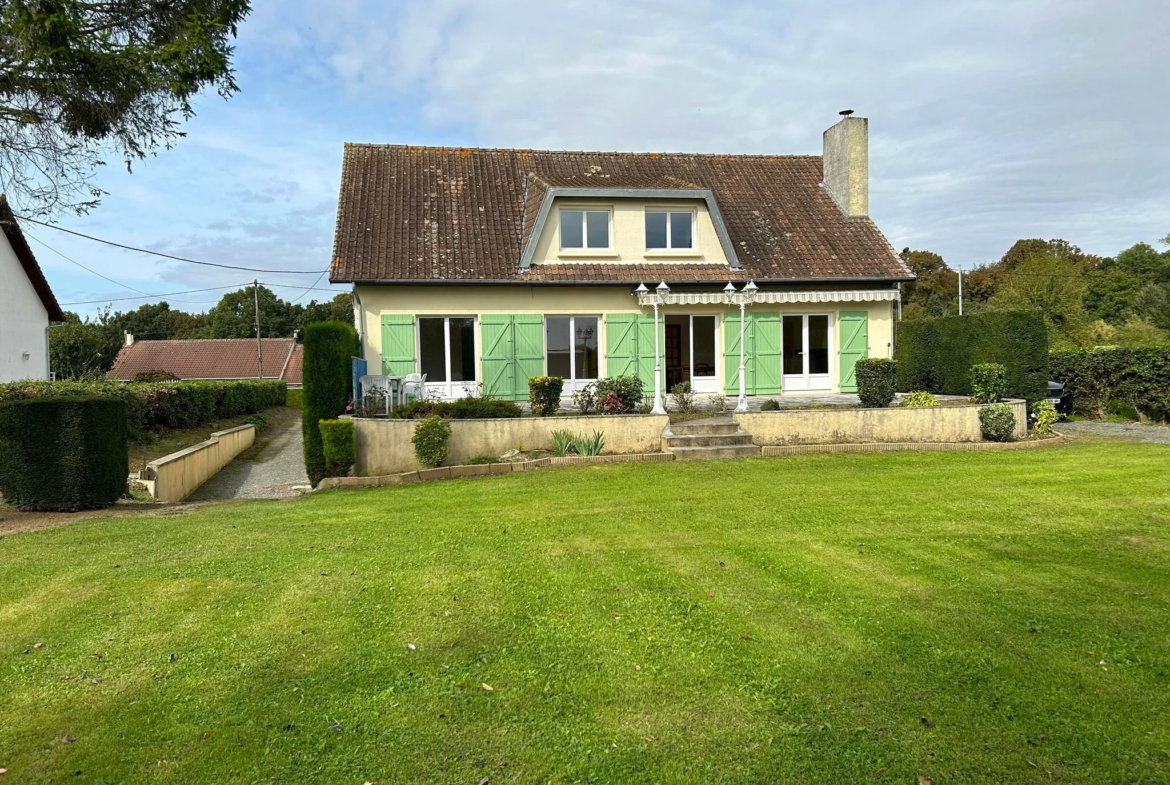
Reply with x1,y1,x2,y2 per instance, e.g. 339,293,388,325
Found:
823,113,869,218
124,331,134,346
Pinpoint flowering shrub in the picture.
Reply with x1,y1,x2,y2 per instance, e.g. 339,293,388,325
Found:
599,391,625,415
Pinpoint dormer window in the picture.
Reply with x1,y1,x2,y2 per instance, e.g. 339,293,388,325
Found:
645,210,694,250
560,209,610,250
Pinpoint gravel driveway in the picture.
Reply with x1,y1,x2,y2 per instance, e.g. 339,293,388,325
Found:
187,418,311,501
1055,420,1170,444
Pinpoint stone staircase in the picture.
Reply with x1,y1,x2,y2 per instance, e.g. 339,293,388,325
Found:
663,416,761,460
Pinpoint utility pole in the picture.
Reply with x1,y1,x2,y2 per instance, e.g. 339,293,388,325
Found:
254,279,263,378
957,266,964,316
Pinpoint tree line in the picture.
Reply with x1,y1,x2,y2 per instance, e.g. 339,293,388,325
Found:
900,235,1170,350
50,286,353,380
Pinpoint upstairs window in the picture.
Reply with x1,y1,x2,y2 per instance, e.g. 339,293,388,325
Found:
560,209,610,250
646,210,694,250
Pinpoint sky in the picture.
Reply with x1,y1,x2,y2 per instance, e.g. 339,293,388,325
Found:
15,0,1170,319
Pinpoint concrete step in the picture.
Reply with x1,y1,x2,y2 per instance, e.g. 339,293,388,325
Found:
670,420,741,436
665,433,755,448
668,444,761,461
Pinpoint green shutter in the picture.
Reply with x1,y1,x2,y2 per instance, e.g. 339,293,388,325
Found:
380,315,415,376
513,314,545,400
480,315,514,399
723,312,745,395
838,311,869,392
752,312,782,394
605,314,639,378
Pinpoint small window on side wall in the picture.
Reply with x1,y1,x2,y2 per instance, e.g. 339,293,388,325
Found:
646,210,694,250
560,210,610,250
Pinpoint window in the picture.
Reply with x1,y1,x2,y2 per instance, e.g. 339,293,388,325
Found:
646,210,694,250
545,316,599,382
418,317,476,384
560,209,610,250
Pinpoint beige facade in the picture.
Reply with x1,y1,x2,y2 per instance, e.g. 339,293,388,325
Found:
530,198,727,265
354,284,896,396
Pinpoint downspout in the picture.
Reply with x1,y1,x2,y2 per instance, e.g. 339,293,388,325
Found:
352,287,365,359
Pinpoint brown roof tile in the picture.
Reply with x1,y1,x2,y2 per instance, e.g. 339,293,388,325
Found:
107,339,303,384
330,146,912,285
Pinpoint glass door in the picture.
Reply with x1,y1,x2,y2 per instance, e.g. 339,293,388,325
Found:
690,315,718,394
418,317,477,399
782,314,832,391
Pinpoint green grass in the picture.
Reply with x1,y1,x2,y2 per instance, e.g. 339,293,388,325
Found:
2,444,1169,783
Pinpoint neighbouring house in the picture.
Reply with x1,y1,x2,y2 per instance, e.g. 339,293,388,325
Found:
329,115,912,404
107,336,304,386
0,195,65,383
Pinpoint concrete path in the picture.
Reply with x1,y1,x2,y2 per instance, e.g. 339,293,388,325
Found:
1054,420,1170,444
187,418,311,501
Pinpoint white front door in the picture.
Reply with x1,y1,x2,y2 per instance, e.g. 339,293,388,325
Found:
782,314,832,391
418,316,477,400
689,315,719,394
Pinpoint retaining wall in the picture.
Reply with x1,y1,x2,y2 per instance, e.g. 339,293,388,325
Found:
353,414,669,476
734,399,1028,445
145,424,255,502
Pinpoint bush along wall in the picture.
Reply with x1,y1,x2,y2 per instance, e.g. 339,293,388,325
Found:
855,358,897,408
0,397,129,511
302,321,359,486
0,379,286,440
1050,347,1170,421
319,419,356,474
896,311,1049,401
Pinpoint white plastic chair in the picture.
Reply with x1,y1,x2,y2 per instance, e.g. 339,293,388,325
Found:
400,373,427,405
359,374,396,414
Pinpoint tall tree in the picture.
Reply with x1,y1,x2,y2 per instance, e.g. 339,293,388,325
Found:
0,0,251,216
992,253,1090,349
207,285,295,339
48,308,122,379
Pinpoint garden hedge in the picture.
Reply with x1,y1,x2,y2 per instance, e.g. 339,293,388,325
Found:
0,379,286,440
855,358,897,408
319,419,356,472
389,397,522,420
302,322,359,486
896,311,1048,401
0,397,128,511
1049,347,1170,421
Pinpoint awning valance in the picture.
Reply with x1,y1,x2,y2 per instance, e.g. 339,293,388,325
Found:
636,289,899,307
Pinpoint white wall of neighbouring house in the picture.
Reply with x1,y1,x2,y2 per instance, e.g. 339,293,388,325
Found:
0,233,50,383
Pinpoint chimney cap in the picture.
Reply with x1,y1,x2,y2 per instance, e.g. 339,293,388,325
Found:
839,109,855,117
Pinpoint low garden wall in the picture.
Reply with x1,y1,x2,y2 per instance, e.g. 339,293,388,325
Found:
145,424,255,502
734,399,1027,445
354,415,669,476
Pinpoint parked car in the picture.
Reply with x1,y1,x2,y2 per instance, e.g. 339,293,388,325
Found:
1046,381,1073,416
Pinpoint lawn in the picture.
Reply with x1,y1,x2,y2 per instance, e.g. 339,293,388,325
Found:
1,444,1168,784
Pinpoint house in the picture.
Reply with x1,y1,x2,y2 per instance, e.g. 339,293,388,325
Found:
329,115,912,409
0,195,65,383
107,336,304,386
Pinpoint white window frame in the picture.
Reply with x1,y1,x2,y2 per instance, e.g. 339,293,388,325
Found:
544,314,600,394
558,208,612,251
687,314,719,394
645,209,696,251
416,316,478,400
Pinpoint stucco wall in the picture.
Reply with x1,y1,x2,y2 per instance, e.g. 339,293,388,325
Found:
530,197,726,265
146,424,255,502
734,399,1028,445
354,284,895,394
354,414,669,476
0,233,50,383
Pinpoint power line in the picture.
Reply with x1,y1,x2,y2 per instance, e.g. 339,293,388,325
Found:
60,284,251,306
285,270,330,303
13,213,331,275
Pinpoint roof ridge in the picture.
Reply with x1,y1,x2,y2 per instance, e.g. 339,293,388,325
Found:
343,142,821,160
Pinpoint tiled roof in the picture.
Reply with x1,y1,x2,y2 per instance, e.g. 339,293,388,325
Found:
0,195,65,321
330,145,912,284
107,338,303,384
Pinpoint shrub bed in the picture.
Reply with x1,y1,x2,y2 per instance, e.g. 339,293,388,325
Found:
979,403,1017,442
302,322,359,486
1049,347,1170,421
896,312,1048,401
412,415,451,467
0,397,128,511
0,379,286,439
389,397,523,420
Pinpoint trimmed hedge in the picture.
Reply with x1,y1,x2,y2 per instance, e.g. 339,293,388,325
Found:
0,379,286,440
896,312,1048,401
979,403,1017,442
285,388,304,409
302,322,359,486
855,358,897,408
389,397,523,420
0,397,128,511
319,419,356,472
1049,347,1170,421
412,415,450,468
